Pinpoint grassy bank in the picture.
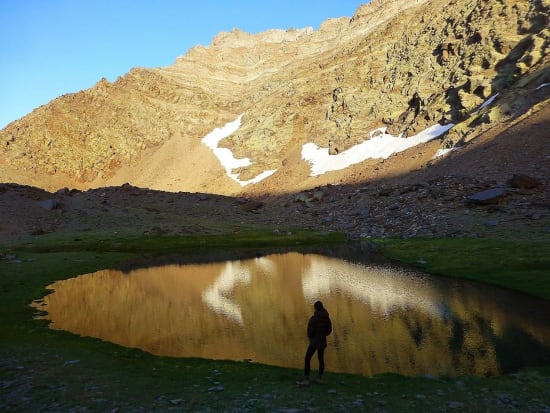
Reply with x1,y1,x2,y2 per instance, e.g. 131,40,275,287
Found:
373,237,550,300
1,233,549,412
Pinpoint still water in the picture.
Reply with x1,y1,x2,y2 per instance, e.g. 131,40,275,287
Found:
33,251,550,377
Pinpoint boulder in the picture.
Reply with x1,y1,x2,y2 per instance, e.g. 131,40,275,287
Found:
241,200,264,212
507,174,542,189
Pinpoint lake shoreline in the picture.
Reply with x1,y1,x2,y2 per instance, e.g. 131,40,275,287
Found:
1,233,549,411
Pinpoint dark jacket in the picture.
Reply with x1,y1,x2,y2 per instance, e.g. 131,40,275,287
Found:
307,308,332,349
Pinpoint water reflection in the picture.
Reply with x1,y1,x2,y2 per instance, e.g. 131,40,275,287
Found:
33,252,550,377
202,261,252,324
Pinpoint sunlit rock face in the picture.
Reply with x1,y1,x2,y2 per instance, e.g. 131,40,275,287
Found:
33,253,550,377
1,0,548,194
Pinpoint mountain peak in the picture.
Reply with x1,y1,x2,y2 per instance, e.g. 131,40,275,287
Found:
1,0,548,197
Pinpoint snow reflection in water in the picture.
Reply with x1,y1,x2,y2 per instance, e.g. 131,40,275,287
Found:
33,252,550,377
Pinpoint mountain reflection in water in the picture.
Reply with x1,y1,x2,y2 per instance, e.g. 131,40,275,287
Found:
33,252,550,377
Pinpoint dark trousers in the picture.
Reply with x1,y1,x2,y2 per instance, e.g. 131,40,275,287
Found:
304,344,325,378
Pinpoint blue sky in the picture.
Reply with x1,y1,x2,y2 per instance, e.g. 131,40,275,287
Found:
0,0,366,129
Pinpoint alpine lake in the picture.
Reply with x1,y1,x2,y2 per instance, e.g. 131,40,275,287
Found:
32,245,550,378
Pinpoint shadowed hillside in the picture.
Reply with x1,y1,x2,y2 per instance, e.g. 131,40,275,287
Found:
1,99,548,243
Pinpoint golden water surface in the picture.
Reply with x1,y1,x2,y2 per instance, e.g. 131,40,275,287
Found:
33,252,550,377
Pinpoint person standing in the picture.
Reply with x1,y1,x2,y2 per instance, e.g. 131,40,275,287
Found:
296,300,332,386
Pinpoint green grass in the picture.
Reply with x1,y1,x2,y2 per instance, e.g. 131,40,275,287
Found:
10,229,346,253
373,237,550,300
1,233,550,412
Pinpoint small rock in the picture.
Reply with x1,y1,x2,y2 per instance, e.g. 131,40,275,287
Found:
447,401,464,409
1,380,14,389
207,385,224,392
63,359,80,367
55,187,70,195
357,207,370,219
295,192,310,203
146,226,169,235
311,189,327,201
466,187,507,205
496,393,513,403
37,199,59,210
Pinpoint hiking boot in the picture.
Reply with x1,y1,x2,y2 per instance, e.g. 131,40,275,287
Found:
314,377,324,384
296,378,310,386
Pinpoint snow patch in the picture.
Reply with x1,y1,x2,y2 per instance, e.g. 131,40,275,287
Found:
202,114,276,186
432,147,455,159
302,123,454,176
477,93,499,111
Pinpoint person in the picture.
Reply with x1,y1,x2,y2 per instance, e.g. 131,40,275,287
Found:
296,300,332,386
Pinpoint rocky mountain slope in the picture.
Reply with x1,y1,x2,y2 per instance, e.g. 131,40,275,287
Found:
0,0,549,199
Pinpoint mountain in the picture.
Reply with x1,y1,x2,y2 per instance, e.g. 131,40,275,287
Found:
1,0,549,197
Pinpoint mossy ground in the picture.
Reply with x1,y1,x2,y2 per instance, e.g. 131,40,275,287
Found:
373,237,550,300
1,233,549,412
